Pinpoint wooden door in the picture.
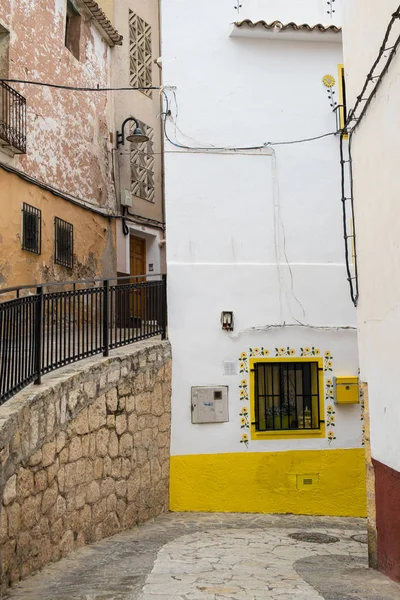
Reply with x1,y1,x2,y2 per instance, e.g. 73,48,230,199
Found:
129,236,146,320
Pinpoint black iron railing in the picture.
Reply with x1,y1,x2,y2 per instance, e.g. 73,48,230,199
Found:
0,81,27,154
0,275,167,405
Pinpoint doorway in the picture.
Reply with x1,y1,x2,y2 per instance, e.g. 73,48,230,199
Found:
129,236,146,322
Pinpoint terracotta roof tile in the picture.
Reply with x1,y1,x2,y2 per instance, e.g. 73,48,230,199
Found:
81,0,123,46
234,20,342,34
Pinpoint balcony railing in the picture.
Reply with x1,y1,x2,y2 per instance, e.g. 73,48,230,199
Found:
0,81,26,154
0,274,167,404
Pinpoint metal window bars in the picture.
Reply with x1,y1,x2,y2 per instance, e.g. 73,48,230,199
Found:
0,81,27,154
22,203,42,254
254,362,321,431
0,274,167,405
54,217,74,268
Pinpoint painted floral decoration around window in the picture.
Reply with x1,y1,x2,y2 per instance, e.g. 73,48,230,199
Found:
237,346,339,449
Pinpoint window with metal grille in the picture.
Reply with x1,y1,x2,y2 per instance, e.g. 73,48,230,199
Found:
129,11,152,97
22,203,41,254
130,120,155,202
253,361,321,431
54,217,73,268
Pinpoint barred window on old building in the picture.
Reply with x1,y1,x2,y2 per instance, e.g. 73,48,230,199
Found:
130,121,155,202
129,11,152,97
22,203,41,255
54,217,74,268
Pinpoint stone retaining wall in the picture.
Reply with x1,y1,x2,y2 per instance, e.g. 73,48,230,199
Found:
0,340,171,592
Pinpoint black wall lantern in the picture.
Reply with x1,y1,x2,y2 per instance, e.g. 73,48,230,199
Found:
116,117,149,149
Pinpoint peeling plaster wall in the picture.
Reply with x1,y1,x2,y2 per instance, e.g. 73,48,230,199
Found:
0,169,116,288
0,0,115,209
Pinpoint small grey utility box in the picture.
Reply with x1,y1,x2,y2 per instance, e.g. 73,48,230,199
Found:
191,386,229,424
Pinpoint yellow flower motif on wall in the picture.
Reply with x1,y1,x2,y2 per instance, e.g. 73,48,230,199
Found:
328,430,336,441
240,389,246,398
241,406,248,415
325,350,331,357
241,379,247,386
240,352,247,359
240,433,249,447
315,349,321,356
327,405,334,413
290,349,296,356
322,74,336,88
326,379,333,386
253,348,260,355
240,417,247,425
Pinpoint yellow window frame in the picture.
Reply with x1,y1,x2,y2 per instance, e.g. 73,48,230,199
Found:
249,357,326,440
338,64,347,136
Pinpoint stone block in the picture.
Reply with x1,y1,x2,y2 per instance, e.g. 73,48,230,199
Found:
128,413,138,433
73,408,89,435
141,428,152,449
7,502,20,537
116,498,126,520
115,479,127,499
111,458,122,479
115,414,127,435
67,390,80,413
59,446,69,465
108,431,119,458
88,396,106,431
84,459,94,483
96,428,109,457
103,455,112,477
150,458,162,484
27,449,42,467
140,462,151,491
56,431,67,454
94,458,103,479
47,459,59,485
121,458,132,478
46,402,56,438
102,512,120,537
69,437,83,462
106,389,118,412
118,380,131,397
122,503,138,529
42,482,58,514
159,413,170,433
17,468,34,499
106,493,117,513
0,506,8,544
89,432,97,458
101,478,115,498
21,494,41,530
86,481,100,504
2,539,17,573
84,380,97,399
59,530,74,557
81,434,90,457
107,369,120,384
106,415,115,429
152,383,164,417
75,484,86,510
126,395,135,413
136,446,148,467
127,471,140,501
3,474,17,505
42,441,56,467
136,392,151,415
92,498,107,524
34,470,47,494
119,433,133,458
50,517,64,544
64,462,77,490
134,372,145,394
75,458,87,483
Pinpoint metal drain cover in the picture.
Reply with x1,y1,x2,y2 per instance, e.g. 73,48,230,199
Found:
351,533,368,544
289,532,340,544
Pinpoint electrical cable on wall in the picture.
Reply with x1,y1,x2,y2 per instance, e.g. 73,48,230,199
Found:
0,79,162,92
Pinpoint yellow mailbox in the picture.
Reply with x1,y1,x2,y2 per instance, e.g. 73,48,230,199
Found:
334,376,359,404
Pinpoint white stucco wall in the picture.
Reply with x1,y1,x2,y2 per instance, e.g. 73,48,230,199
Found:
343,1,400,473
163,0,361,457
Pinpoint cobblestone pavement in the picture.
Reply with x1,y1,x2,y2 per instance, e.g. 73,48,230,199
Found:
4,513,400,600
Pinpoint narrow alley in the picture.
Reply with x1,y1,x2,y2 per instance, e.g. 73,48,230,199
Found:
4,513,400,600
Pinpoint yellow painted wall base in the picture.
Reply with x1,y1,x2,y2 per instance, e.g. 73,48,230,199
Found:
170,449,366,517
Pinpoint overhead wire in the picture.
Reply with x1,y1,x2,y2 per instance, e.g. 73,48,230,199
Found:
0,78,161,92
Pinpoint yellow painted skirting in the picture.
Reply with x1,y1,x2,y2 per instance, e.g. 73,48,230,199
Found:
170,449,366,517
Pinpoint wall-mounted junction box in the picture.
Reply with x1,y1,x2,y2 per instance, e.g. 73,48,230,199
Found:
121,189,132,208
191,386,229,423
296,474,319,490
334,376,359,404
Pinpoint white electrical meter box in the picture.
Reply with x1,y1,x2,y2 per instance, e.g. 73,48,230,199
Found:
191,386,229,424
120,189,132,208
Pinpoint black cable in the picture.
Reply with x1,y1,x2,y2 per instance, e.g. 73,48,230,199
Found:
339,132,358,307
0,160,165,230
0,78,161,92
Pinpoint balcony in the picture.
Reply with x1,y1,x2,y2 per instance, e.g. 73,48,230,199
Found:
0,81,26,154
